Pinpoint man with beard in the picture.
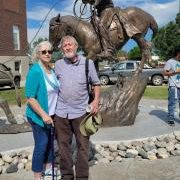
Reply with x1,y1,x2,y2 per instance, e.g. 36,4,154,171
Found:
54,36,100,180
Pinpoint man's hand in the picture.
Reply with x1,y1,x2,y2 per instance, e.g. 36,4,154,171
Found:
163,70,180,76
90,85,100,115
90,99,99,115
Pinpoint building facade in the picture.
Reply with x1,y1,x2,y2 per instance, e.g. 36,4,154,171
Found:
0,0,29,82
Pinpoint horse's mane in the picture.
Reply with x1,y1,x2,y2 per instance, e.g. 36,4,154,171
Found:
61,15,76,22
60,15,91,27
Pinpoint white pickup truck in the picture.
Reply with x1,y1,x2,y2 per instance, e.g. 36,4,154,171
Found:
99,60,167,86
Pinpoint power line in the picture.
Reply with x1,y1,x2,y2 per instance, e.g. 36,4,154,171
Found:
29,1,59,46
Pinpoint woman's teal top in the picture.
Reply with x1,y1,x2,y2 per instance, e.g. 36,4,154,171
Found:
25,63,48,127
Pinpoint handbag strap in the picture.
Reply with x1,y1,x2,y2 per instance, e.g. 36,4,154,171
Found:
85,59,90,94
43,70,59,90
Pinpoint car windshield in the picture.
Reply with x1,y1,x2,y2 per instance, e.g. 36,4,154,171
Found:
143,64,152,69
112,63,125,70
136,61,152,69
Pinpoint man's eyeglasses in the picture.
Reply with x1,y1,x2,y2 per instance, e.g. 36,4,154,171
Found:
41,50,53,55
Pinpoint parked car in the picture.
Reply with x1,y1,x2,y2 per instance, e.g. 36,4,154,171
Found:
98,60,167,86
0,63,21,88
103,63,116,69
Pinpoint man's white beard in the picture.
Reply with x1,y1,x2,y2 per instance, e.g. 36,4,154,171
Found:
64,51,76,59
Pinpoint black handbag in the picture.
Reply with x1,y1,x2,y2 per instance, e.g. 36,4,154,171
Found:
85,59,94,103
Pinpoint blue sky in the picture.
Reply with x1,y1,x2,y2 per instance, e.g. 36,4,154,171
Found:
26,0,179,51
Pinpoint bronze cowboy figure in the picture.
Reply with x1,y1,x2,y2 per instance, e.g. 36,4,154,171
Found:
82,0,141,58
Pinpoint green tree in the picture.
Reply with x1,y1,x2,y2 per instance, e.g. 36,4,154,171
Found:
51,51,63,63
114,49,128,60
153,13,180,60
128,46,141,60
32,37,48,48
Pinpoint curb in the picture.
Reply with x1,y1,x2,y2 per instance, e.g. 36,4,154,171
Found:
0,131,180,175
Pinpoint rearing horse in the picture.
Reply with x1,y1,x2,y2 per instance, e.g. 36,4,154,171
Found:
49,6,158,65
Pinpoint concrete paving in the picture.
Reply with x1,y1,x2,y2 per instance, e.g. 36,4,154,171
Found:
89,156,180,180
0,98,180,152
1,98,180,179
1,156,180,180
91,99,180,143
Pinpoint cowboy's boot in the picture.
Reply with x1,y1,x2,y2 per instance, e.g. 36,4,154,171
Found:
96,23,114,58
97,37,114,58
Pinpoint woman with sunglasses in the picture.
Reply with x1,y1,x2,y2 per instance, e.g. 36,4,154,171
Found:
25,41,59,180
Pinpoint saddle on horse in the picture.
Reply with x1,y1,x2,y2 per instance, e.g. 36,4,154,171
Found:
92,7,141,58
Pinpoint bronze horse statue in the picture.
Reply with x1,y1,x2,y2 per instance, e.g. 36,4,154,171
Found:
49,6,157,63
0,70,31,134
49,6,158,127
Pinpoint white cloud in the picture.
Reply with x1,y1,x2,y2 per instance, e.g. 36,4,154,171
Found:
27,8,56,42
27,6,59,21
27,1,76,21
113,0,179,26
27,22,49,44
138,0,179,26
27,1,75,43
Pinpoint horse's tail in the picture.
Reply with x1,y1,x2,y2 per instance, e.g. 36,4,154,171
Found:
150,16,158,39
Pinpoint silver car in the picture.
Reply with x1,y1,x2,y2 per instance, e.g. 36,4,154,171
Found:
0,63,21,88
99,61,167,86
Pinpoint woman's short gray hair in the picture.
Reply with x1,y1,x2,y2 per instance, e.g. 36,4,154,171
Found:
58,36,78,49
32,41,52,60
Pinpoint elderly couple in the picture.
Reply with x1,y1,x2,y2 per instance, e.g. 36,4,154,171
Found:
25,36,100,180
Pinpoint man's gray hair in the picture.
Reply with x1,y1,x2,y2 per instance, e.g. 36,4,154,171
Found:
32,41,52,60
58,36,78,49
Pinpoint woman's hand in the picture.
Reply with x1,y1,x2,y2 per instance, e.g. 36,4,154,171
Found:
27,98,54,127
42,114,54,127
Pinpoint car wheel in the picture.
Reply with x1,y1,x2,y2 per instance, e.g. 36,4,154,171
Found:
11,77,20,89
152,75,163,86
100,76,109,86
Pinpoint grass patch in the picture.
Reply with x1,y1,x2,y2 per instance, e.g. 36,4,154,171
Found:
0,85,168,105
0,88,26,105
143,85,168,100
101,85,168,100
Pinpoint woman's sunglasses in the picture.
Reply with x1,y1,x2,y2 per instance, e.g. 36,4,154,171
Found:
41,50,53,55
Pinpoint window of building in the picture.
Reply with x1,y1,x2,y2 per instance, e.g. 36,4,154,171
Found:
15,61,21,71
13,25,20,50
